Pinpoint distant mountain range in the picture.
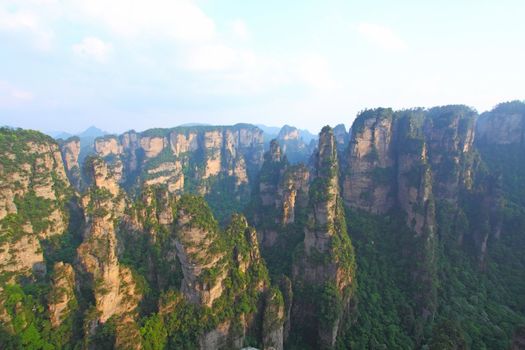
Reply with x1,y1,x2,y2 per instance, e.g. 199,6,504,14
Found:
47,126,109,140
257,124,317,142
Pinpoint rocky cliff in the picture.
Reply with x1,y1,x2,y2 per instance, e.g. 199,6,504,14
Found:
333,124,349,154
90,125,264,222
254,140,310,248
115,185,285,349
343,108,395,213
0,128,71,281
276,125,314,164
93,125,263,192
60,136,82,190
292,126,356,349
341,106,480,332
48,262,77,327
477,101,525,145
342,106,476,233
77,156,142,349
0,128,80,348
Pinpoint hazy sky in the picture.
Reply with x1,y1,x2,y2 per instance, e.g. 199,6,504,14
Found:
1,0,524,134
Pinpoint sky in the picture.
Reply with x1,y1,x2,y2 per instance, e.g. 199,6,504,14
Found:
0,0,524,134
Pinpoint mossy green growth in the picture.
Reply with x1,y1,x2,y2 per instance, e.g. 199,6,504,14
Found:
351,108,394,135
0,127,55,172
176,194,220,234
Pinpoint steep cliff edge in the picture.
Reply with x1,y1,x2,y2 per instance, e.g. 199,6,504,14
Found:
292,126,356,349
77,156,142,349
343,108,395,213
252,140,309,247
60,136,82,190
124,192,285,349
276,125,314,164
475,101,525,206
341,106,479,338
0,128,80,348
93,124,264,222
333,124,349,155
343,106,476,217
172,198,283,349
0,128,72,279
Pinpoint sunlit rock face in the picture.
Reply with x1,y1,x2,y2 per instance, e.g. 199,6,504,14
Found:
0,129,71,281
77,157,142,346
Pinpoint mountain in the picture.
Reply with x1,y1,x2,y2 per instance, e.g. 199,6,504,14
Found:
47,125,108,140
297,128,316,143
1,100,525,349
256,124,317,152
77,125,108,138
48,131,73,139
256,124,281,137
272,125,316,164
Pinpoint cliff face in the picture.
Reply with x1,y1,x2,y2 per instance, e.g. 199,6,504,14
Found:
0,129,80,348
119,186,284,349
91,125,263,222
146,195,284,349
255,140,310,247
343,107,476,232
173,196,229,307
477,101,525,145
0,129,71,281
341,107,479,329
94,125,263,193
77,157,142,349
424,106,476,201
473,101,525,261
48,262,77,327
60,137,82,190
333,124,349,154
343,109,395,213
292,126,356,349
276,125,314,164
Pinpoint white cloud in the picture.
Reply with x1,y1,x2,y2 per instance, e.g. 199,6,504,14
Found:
229,19,250,40
72,0,216,42
295,54,335,91
0,7,53,50
0,81,33,107
0,0,340,97
357,22,407,51
72,37,113,63
184,44,239,71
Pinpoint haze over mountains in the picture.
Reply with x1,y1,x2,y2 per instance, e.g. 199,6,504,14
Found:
1,100,525,349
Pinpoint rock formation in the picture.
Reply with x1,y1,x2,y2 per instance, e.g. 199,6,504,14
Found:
254,140,310,247
0,129,71,281
476,101,525,145
77,157,142,348
343,106,476,217
343,108,395,213
333,123,349,153
93,125,263,195
174,195,229,307
48,262,77,327
292,126,356,349
276,125,313,163
60,136,82,190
